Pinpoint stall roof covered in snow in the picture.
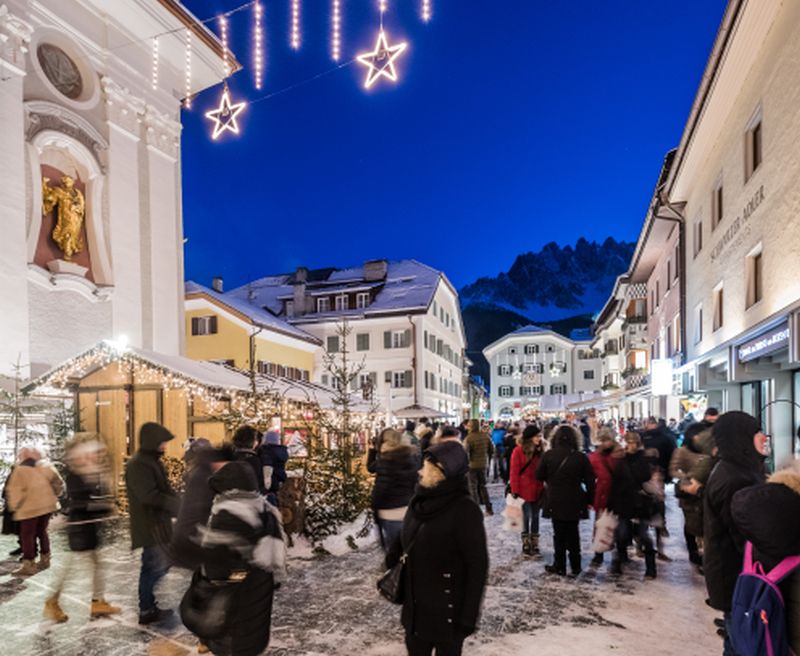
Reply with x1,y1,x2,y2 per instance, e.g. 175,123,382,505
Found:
185,281,320,344
226,259,451,322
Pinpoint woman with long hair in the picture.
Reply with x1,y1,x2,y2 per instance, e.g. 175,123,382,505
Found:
509,424,545,556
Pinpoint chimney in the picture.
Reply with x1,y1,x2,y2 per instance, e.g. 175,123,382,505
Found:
295,267,308,283
292,267,308,317
212,276,224,293
363,259,388,282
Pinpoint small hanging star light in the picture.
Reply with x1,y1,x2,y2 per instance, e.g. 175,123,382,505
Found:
205,83,246,139
357,30,407,89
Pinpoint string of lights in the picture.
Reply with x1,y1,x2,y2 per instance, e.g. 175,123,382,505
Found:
290,0,301,50
151,36,159,90
331,0,342,62
253,2,264,89
183,29,192,108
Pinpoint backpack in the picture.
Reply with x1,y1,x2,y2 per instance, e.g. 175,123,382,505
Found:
729,541,800,656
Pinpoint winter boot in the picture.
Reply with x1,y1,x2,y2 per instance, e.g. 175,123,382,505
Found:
37,553,51,570
591,553,604,567
521,533,532,556
485,504,494,517
43,596,69,623
12,559,37,577
645,551,657,579
90,599,121,618
609,559,622,577
531,534,541,557
198,643,210,654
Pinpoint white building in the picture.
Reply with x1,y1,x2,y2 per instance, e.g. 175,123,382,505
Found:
655,0,800,467
483,326,601,420
225,260,467,422
0,0,227,378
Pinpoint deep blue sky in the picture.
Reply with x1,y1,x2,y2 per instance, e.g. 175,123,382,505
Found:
180,1,726,291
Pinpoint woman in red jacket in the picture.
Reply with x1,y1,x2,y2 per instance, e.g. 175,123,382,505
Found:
588,428,620,566
509,425,545,556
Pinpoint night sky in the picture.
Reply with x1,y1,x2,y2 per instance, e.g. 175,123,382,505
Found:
180,1,726,291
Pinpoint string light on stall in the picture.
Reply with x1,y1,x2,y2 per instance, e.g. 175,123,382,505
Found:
422,0,432,22
151,37,159,90
253,2,264,89
290,0,301,50
331,0,342,62
183,29,192,108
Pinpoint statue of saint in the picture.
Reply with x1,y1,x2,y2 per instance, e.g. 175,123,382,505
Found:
42,175,85,260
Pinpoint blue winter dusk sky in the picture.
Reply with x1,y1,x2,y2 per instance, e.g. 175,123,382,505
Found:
180,1,726,291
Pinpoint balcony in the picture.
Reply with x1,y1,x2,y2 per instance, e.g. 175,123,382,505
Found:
621,315,647,330
624,371,650,391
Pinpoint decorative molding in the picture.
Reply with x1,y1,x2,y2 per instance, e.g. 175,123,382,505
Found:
102,77,145,138
27,263,113,303
0,5,33,76
144,105,181,160
24,101,108,168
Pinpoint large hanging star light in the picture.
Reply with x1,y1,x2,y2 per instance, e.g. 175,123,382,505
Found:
204,85,246,140
357,30,408,89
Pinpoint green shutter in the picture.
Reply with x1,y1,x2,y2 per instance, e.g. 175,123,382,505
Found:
384,331,392,348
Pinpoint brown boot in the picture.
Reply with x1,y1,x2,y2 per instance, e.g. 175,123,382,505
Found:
43,596,69,623
90,599,122,618
37,553,51,570
198,642,210,654
13,559,37,577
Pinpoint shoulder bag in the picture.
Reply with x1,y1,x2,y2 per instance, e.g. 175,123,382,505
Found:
541,453,572,519
377,521,421,604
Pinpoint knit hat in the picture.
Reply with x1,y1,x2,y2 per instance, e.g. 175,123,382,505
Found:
424,441,468,479
263,430,281,446
713,410,763,468
522,424,541,441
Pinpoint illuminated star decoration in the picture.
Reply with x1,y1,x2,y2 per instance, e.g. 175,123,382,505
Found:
357,30,408,89
204,84,246,140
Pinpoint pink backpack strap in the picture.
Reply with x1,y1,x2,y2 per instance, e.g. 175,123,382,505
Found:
742,541,755,574
766,555,800,585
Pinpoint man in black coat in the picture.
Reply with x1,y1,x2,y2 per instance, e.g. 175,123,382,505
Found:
125,422,180,624
703,411,767,654
641,417,677,477
388,441,488,656
536,425,596,577
233,425,267,495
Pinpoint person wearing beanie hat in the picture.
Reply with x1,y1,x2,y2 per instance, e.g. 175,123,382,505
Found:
387,439,487,654
703,411,767,653
125,422,179,625
509,425,545,556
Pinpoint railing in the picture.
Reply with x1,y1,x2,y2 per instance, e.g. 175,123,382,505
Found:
625,374,650,391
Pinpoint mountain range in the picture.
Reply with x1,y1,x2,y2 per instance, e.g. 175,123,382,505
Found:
460,238,635,383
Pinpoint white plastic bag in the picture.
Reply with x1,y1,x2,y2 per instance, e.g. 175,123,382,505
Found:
591,509,619,553
502,494,525,532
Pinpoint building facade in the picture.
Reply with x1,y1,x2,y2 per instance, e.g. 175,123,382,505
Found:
0,0,226,378
224,260,467,422
483,326,601,420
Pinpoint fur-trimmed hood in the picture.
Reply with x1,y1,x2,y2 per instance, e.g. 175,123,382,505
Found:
769,463,800,495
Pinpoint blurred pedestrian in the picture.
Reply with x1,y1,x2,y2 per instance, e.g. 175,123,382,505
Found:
258,430,288,507
2,464,22,556
387,441,488,656
509,425,545,556
588,428,620,566
44,435,119,622
464,419,494,516
125,422,180,624
537,425,595,577
233,425,266,495
5,447,64,576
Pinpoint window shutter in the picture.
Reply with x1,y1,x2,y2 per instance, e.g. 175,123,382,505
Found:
423,331,428,348
385,371,392,383
497,365,503,376
210,316,218,334
191,317,199,335
384,331,392,348
404,370,413,387
403,329,411,348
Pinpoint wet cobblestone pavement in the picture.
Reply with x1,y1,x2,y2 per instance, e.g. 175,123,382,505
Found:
0,484,720,655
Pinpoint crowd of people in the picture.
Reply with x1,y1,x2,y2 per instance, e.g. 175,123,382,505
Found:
0,408,797,656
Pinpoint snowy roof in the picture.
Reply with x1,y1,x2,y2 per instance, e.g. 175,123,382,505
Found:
185,281,320,344
226,260,446,321
510,325,548,335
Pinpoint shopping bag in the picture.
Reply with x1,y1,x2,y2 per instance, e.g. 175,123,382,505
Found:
591,510,619,553
502,494,525,532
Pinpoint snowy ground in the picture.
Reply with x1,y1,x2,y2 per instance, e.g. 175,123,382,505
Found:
0,484,722,656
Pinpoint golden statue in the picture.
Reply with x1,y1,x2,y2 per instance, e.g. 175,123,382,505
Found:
42,175,85,260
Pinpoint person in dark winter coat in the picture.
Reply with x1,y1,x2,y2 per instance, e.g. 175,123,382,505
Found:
607,432,658,579
703,410,767,655
1,465,21,556
536,425,596,577
257,431,288,506
44,435,119,623
125,422,180,624
588,429,620,566
388,441,488,656
196,461,287,656
368,428,420,556
509,425,545,556
731,462,800,655
233,425,266,495
464,419,494,515
171,441,234,571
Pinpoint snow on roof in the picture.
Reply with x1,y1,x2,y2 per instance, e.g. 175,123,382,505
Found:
185,281,320,344
225,260,443,321
510,325,548,335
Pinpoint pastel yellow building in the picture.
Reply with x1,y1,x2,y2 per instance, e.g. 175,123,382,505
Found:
185,281,321,380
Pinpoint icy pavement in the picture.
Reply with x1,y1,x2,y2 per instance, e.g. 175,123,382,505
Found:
0,483,722,656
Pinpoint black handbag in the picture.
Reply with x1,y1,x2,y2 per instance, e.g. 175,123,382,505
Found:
180,569,241,640
377,523,421,604
541,453,571,519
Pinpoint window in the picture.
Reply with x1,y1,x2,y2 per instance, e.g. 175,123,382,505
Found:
498,386,513,397
327,335,339,353
356,292,370,309
656,280,660,308
191,315,217,336
693,218,703,257
432,300,438,315
672,314,682,355
498,364,512,376
356,333,370,351
335,295,349,311
667,261,672,290
650,290,655,315
713,285,724,332
532,385,544,395
583,370,595,380
550,384,567,394
674,244,680,280
745,117,763,181
746,248,763,308
430,372,436,390
666,324,673,358
384,329,411,349
523,363,544,374
694,304,703,344
317,297,331,313
711,182,724,231
524,344,539,355
321,374,329,387
519,386,534,396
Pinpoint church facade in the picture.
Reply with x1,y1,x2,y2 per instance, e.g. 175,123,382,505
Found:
0,0,227,377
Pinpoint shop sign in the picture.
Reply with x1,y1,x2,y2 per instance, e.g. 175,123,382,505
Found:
737,319,790,363
710,185,765,262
